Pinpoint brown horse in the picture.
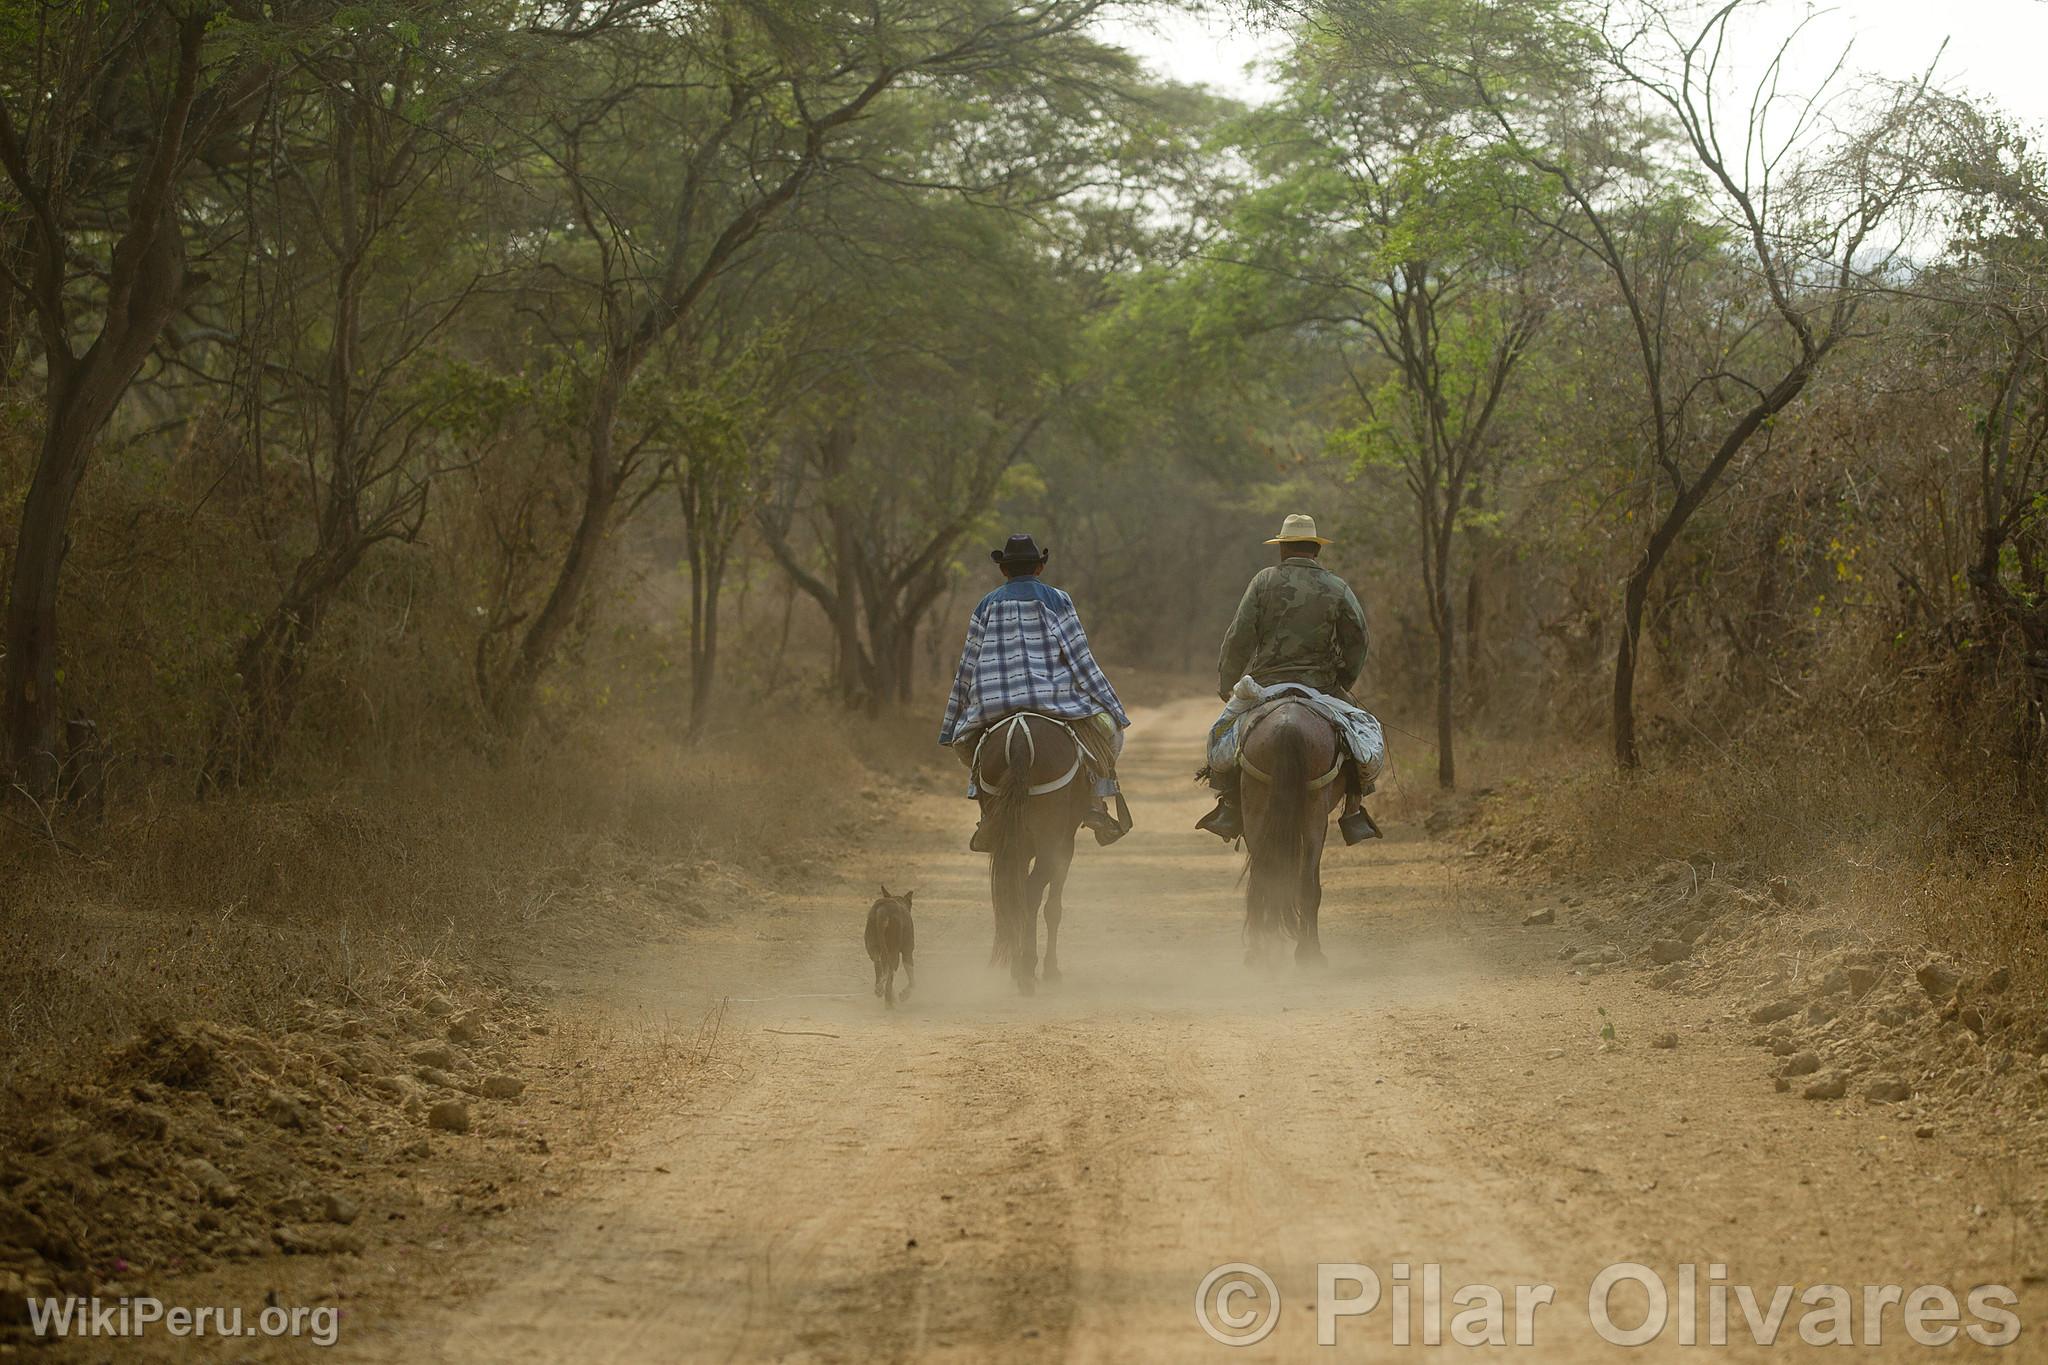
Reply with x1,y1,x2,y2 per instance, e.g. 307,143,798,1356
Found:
1238,700,1344,966
973,713,1090,994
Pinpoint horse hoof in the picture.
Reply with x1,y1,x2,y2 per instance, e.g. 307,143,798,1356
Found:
1296,946,1328,968
1016,975,1036,997
1041,965,1061,985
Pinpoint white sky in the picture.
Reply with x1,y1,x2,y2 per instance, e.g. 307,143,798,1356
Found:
1099,2,2048,131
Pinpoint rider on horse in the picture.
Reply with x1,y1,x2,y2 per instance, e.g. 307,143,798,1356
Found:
940,534,1131,851
1198,514,1375,843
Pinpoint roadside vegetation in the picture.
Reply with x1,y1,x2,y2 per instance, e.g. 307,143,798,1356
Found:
3,0,2048,1318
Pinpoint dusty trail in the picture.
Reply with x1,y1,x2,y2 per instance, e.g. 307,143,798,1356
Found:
360,699,2032,1361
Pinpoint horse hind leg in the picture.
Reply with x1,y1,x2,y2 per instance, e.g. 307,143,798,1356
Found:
1039,821,1079,985
1295,860,1327,967
1011,852,1040,995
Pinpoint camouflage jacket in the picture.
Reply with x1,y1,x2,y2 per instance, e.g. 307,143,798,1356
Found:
1216,557,1369,700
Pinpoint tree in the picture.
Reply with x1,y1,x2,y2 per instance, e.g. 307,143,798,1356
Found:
0,1,274,792
1461,0,1933,766
474,0,1128,731
201,4,518,784
1193,41,1555,786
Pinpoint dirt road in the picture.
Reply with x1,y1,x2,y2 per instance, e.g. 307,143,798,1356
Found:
358,699,2036,1361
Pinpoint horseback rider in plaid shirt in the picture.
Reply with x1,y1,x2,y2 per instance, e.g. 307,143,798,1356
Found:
940,534,1129,851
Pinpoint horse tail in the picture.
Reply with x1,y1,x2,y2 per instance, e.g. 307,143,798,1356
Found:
985,719,1034,947
1246,721,1310,940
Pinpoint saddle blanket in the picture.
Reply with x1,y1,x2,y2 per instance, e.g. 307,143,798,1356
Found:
1207,676,1386,787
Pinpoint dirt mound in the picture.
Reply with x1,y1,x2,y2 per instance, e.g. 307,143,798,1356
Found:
0,979,550,1334
1455,786,2048,1149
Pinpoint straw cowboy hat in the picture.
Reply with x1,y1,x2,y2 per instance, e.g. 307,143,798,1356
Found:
1264,513,1333,546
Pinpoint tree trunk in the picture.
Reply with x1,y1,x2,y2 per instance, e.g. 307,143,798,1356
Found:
686,550,725,740
1435,578,1456,790
204,593,326,788
1610,364,1819,770
1612,560,1652,770
2,418,95,794
485,387,623,730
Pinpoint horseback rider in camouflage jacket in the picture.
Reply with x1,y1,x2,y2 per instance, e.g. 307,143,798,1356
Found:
1197,514,1372,841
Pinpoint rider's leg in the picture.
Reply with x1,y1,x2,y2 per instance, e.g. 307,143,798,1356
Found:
1336,759,1381,844
1080,715,1128,845
954,730,995,852
1195,765,1243,840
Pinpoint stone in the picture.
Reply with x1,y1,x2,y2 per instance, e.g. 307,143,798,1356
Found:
0,1199,51,1259
1845,965,1879,997
320,1192,360,1225
427,1100,470,1133
1522,907,1555,926
1802,1072,1848,1101
273,1224,363,1256
1570,946,1621,967
181,1158,241,1208
262,1089,311,1130
415,1067,457,1090
410,1045,457,1070
1648,939,1691,964
1781,1051,1822,1077
1650,1032,1679,1050
374,1074,425,1105
447,1011,485,1043
480,1074,524,1100
1915,959,1962,1001
1749,999,1802,1025
112,1103,172,1141
1864,1076,1912,1103
422,994,455,1017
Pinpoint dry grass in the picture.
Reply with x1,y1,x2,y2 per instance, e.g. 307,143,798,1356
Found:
0,707,890,1099
1448,723,2048,990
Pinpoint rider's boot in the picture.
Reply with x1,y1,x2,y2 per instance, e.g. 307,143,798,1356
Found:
1195,772,1243,841
970,821,993,853
1337,759,1381,844
1082,789,1132,846
1338,804,1382,845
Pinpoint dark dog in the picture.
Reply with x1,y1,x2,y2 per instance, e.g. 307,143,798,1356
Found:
865,887,916,1008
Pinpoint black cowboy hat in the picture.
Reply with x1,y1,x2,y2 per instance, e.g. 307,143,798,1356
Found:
990,533,1050,568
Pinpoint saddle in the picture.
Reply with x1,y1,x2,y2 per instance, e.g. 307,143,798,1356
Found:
1236,700,1378,844
1237,699,1344,789
971,713,1084,797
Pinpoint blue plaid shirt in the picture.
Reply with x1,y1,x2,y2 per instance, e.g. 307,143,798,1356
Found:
938,577,1129,745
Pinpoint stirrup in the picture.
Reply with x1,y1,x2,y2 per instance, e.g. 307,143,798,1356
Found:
1339,807,1382,845
1081,801,1125,847
1195,799,1241,842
